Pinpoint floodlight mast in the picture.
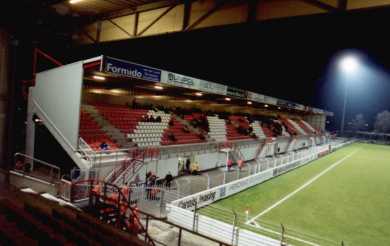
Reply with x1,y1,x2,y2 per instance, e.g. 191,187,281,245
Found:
339,55,359,135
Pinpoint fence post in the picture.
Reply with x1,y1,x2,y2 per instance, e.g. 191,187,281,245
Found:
280,223,286,246
144,215,149,243
232,211,238,246
160,189,165,217
193,201,198,232
177,228,182,246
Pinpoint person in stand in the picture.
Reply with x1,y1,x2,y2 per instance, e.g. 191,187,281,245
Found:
238,160,244,171
156,116,162,122
185,158,191,174
149,115,155,122
190,162,200,175
100,141,109,151
227,159,233,171
168,131,176,142
165,172,173,189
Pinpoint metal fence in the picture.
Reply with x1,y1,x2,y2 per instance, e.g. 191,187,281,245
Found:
13,153,61,183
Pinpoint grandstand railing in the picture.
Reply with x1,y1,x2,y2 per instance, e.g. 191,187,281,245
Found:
12,153,61,183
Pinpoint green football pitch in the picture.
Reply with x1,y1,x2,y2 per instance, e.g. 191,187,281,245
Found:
201,143,390,246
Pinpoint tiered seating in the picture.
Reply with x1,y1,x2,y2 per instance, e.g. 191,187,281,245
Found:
299,119,317,135
207,115,227,142
280,117,299,136
275,120,290,137
161,118,205,145
261,123,274,137
251,121,267,139
79,111,118,151
226,115,252,140
127,110,171,147
95,105,148,134
287,118,307,135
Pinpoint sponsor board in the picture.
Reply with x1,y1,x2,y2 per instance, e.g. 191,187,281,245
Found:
103,57,161,82
174,169,273,210
227,86,246,99
160,71,199,89
264,96,278,105
177,190,218,210
199,79,227,95
247,91,265,103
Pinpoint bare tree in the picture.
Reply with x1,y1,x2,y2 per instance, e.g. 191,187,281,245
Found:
350,114,367,131
374,110,390,133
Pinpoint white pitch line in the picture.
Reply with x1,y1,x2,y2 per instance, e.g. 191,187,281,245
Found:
247,149,359,224
249,221,320,246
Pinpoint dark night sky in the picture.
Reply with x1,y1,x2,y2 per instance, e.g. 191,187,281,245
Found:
16,5,390,131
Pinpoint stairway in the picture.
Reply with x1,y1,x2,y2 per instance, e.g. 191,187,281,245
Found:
82,105,130,148
175,114,210,141
251,121,266,139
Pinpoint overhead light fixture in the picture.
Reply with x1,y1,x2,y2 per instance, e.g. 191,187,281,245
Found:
154,85,163,90
195,92,203,96
185,99,192,103
92,75,106,81
264,104,269,108
247,101,252,105
225,97,231,101
90,89,104,94
110,89,125,95
278,107,281,110
69,0,84,4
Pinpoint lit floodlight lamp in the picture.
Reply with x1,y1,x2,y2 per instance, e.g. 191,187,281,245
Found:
339,55,359,73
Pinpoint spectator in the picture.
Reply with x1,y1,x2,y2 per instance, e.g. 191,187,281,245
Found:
165,172,173,188
100,141,109,151
190,162,200,175
227,159,233,171
15,159,24,171
185,158,191,173
149,115,155,122
168,131,176,142
156,116,162,122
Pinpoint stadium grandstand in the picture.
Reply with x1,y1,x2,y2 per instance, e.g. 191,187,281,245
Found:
4,54,346,246
2,1,390,245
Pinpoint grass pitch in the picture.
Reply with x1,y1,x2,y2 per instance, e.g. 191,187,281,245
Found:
201,143,390,246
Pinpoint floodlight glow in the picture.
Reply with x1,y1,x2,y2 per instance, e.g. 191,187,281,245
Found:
69,0,84,4
225,97,231,101
195,92,203,96
154,85,163,90
264,104,269,108
339,55,359,73
247,101,252,105
92,75,106,81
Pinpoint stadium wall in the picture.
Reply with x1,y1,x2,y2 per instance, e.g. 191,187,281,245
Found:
26,62,88,169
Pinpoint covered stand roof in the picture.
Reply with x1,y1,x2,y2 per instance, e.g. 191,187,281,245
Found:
84,55,333,116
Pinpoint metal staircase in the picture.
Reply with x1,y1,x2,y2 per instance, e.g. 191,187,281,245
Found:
86,181,156,245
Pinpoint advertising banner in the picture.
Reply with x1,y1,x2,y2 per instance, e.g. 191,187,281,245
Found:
198,79,227,95
103,57,161,82
264,96,278,105
160,70,200,89
227,86,246,99
247,91,265,103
